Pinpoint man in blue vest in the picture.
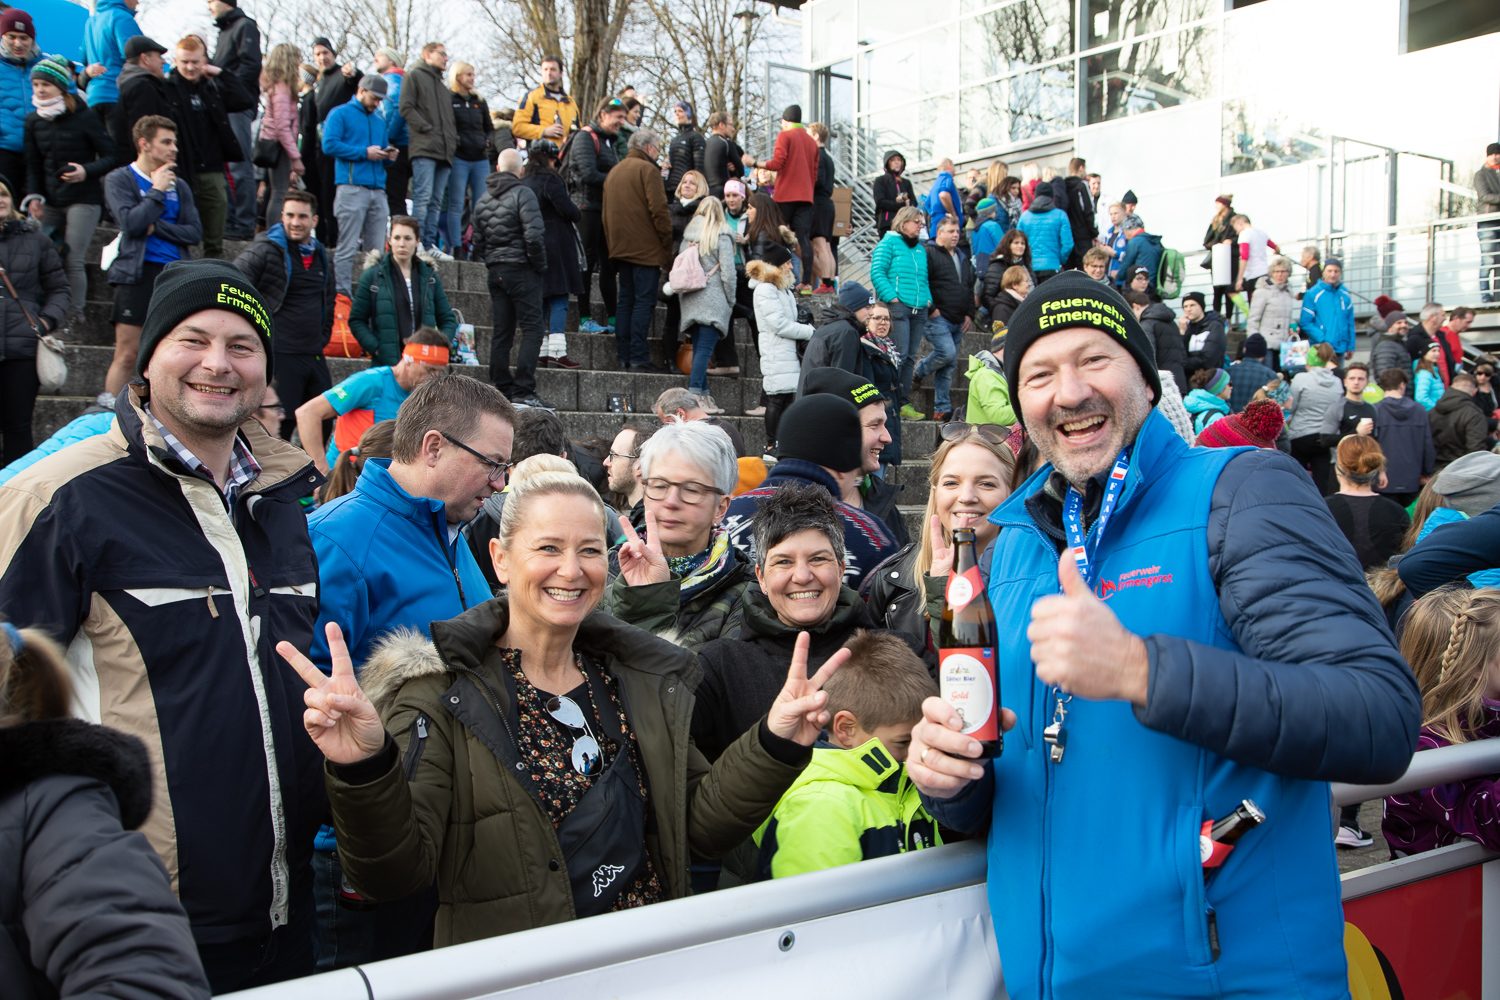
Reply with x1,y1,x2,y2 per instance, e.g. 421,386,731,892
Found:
906,270,1419,998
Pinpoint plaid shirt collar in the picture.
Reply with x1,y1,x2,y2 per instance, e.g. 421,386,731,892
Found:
147,407,262,508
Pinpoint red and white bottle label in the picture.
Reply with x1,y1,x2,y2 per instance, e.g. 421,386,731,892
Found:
940,646,998,741
946,565,982,611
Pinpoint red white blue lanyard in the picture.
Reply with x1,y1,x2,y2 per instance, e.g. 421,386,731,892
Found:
1045,449,1130,763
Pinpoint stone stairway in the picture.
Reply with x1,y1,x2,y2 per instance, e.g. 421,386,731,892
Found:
36,228,994,539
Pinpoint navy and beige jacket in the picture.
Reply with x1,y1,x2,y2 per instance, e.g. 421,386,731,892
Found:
0,386,326,947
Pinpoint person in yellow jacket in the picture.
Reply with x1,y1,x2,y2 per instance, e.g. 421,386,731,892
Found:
512,55,579,141
754,631,942,878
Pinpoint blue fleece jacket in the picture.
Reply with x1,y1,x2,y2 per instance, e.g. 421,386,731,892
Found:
81,0,142,107
925,409,1419,998
0,43,41,152
322,96,389,188
1017,195,1073,271
1300,280,1355,355
307,457,491,678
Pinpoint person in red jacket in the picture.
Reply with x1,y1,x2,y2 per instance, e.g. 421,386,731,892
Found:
743,104,818,289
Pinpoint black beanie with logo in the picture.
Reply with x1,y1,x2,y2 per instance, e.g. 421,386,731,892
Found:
1002,270,1161,413
135,259,275,379
775,393,863,472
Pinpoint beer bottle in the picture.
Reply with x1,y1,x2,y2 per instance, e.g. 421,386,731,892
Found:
938,527,1001,758
1201,799,1265,882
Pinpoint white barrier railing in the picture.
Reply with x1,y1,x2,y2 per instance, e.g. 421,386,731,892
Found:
225,742,1500,1000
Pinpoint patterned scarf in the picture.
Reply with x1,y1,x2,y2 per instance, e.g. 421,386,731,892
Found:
667,528,735,603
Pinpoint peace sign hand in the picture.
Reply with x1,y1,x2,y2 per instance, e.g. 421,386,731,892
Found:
927,514,955,579
616,510,671,587
766,632,849,746
278,622,387,765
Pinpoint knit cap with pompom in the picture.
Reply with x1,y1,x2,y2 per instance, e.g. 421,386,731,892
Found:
1195,399,1284,450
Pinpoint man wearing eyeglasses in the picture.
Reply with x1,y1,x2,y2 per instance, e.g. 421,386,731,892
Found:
303,370,515,969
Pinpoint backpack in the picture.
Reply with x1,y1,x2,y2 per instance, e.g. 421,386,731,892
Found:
668,240,718,292
560,126,602,201
1157,246,1185,298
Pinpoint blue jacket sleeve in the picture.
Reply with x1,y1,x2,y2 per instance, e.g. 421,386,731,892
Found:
1300,291,1323,342
1058,216,1073,259
1398,505,1500,598
1134,449,1420,783
308,527,371,675
919,763,995,836
321,107,368,163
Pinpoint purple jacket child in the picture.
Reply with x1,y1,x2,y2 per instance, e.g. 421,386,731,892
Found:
1383,701,1500,857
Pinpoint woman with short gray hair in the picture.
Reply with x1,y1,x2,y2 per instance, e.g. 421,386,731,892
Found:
607,419,753,648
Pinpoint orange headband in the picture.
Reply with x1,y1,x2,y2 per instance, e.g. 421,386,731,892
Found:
403,342,450,366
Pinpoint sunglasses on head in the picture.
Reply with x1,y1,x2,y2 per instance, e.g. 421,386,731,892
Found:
940,421,1024,457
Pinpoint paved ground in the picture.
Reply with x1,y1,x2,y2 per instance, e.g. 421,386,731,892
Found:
1336,800,1392,874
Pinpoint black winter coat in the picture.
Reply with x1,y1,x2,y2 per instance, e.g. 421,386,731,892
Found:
23,107,116,207
0,220,68,362
1063,174,1097,251
861,474,909,549
1183,311,1227,375
166,70,257,172
450,91,492,163
0,719,209,1000
665,123,704,195
670,194,703,254
924,240,975,322
861,543,934,654
210,7,262,96
692,584,923,763
471,170,545,271
113,64,180,167
796,300,867,395
561,124,617,211
872,151,914,233
1429,387,1488,470
233,226,336,353
1141,301,1188,393
522,167,583,298
702,131,743,197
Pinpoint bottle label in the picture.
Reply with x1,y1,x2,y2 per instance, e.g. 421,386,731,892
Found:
939,646,997,740
946,565,983,612
1200,820,1234,868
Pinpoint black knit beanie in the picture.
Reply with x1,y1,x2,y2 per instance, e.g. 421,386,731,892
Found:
135,259,274,379
775,394,862,472
1003,270,1160,413
803,366,886,406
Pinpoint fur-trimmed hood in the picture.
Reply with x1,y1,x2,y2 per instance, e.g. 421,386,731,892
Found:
746,258,791,289
360,626,448,713
0,718,153,829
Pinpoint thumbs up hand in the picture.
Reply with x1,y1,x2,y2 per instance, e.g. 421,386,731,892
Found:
1026,550,1150,707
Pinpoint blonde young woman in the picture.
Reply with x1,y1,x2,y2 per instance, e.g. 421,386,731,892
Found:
258,43,304,229
861,424,1018,643
444,61,491,259
668,196,736,412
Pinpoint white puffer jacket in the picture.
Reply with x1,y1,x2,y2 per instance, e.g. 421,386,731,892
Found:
750,260,814,395
1246,275,1297,349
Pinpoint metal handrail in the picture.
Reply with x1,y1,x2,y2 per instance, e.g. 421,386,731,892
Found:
1332,738,1500,806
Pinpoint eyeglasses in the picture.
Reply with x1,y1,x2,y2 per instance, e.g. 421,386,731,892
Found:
441,432,512,484
545,695,602,775
608,451,639,461
257,403,285,414
868,315,892,324
642,477,723,505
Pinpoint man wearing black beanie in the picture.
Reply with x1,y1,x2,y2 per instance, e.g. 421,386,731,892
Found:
905,273,1418,998
722,393,898,589
0,256,326,992
802,366,906,546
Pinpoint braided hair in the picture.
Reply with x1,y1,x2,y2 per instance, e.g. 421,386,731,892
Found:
1401,586,1500,745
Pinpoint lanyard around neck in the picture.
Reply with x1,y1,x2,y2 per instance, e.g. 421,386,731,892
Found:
1060,449,1131,589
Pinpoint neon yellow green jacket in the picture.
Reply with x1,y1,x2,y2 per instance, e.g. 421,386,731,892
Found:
965,355,1015,425
753,737,941,879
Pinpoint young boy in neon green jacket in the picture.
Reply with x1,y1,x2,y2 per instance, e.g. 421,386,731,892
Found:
754,631,942,879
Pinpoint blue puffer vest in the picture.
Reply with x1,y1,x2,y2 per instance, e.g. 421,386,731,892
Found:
983,409,1347,999
0,45,41,152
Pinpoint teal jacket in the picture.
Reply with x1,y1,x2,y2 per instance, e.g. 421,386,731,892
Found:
869,230,930,309
349,253,458,366
1182,388,1230,433
754,736,940,879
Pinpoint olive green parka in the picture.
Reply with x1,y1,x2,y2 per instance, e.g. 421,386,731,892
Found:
323,595,807,946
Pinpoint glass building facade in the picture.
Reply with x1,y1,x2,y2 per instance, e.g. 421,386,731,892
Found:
796,0,1500,258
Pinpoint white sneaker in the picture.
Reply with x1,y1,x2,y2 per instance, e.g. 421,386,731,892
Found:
419,246,455,262
744,405,766,417
697,392,725,415
1335,824,1373,848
